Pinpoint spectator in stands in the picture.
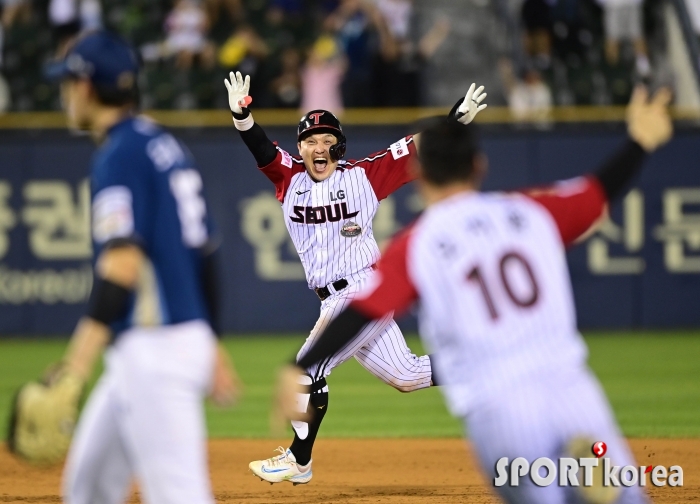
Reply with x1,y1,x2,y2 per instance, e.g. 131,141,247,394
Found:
263,0,308,44
251,0,309,106
300,32,346,113
269,46,302,108
218,24,269,77
204,0,244,26
521,0,554,69
163,0,216,70
376,0,411,41
0,72,8,112
269,0,305,18
499,58,553,126
0,17,3,86
686,0,700,40
327,0,382,107
0,9,8,112
2,0,31,29
49,0,102,56
0,21,8,112
373,0,451,106
596,0,650,76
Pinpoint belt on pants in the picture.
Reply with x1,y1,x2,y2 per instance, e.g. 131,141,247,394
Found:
315,279,349,301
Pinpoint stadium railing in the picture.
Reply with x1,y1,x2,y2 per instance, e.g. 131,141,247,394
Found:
1,106,700,129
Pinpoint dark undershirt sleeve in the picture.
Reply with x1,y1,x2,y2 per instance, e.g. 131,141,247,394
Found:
232,111,278,167
295,307,372,369
594,139,647,201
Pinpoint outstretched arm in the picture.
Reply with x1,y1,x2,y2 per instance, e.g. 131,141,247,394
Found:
361,84,488,199
525,86,673,246
597,86,673,199
413,82,488,153
225,71,277,167
226,71,302,202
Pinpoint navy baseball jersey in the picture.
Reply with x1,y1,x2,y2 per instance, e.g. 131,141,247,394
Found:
90,116,214,335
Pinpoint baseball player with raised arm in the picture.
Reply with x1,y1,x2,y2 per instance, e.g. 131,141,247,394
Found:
224,71,487,484
274,86,673,504
38,31,239,504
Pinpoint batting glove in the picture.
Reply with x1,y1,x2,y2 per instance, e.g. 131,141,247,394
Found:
450,83,488,125
224,71,252,116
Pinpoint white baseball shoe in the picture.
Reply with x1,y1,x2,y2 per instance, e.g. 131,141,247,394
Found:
249,446,312,485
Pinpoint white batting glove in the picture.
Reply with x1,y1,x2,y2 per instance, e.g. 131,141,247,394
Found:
224,71,252,115
455,83,487,125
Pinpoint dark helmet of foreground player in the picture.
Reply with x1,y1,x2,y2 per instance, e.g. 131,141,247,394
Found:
297,110,347,162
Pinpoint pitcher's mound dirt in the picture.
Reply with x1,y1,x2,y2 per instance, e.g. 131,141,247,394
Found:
1,438,697,503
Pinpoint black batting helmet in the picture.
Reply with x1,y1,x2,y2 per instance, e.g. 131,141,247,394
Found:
297,110,347,162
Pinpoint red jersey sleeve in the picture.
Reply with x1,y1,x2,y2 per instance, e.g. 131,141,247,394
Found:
346,136,417,200
351,226,419,319
259,147,305,203
523,176,608,246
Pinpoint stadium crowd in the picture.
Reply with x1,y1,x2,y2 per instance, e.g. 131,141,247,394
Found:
0,0,678,113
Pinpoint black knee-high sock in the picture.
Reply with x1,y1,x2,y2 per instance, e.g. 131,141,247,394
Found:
289,378,328,466
429,354,440,386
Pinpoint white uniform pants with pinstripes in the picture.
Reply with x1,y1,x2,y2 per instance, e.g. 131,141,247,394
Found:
466,366,649,504
297,276,432,392
62,321,216,504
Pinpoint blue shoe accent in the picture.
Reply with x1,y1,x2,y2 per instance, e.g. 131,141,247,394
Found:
289,469,312,484
261,466,287,474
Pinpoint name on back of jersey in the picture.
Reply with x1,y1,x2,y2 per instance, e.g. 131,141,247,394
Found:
146,134,186,172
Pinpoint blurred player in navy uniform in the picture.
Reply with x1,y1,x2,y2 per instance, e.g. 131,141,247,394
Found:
45,31,239,504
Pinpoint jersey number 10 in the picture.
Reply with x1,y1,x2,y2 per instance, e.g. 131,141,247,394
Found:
467,251,539,321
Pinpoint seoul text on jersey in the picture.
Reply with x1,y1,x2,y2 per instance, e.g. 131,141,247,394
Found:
289,203,359,224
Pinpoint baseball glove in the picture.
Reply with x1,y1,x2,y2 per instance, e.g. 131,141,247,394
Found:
7,367,84,465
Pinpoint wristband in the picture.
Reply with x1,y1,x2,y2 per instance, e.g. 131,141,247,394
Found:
86,277,131,326
232,107,253,129
448,97,466,121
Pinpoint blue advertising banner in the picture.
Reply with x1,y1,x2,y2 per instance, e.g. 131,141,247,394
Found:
0,124,698,334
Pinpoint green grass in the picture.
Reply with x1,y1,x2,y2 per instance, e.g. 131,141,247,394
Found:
585,331,700,438
0,332,698,439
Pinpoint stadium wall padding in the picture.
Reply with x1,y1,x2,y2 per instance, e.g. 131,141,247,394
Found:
0,125,698,334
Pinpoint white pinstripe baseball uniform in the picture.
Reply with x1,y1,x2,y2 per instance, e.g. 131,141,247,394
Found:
351,178,648,504
260,135,432,389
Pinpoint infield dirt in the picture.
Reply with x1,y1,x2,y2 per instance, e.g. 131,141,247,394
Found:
0,438,697,503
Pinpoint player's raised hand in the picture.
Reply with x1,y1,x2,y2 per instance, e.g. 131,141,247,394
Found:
271,365,312,435
454,83,488,125
224,71,252,115
627,85,673,152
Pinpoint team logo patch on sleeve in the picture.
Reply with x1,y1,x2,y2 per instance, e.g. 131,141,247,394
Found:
92,186,135,244
390,138,410,160
280,149,293,168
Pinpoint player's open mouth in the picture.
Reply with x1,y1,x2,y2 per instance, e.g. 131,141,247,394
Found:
313,158,328,171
